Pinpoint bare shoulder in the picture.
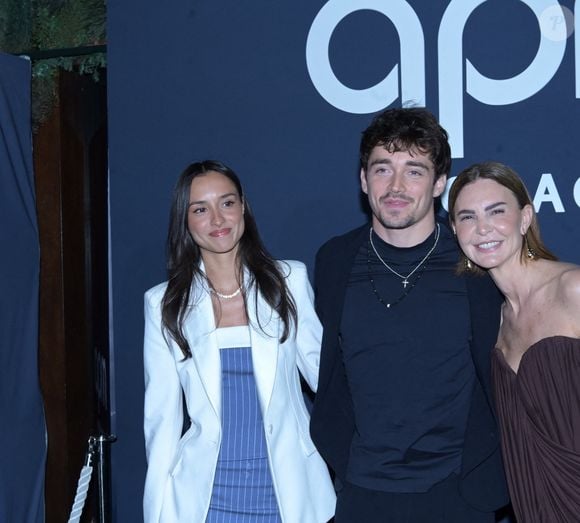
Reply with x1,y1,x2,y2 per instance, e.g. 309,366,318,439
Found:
556,264,580,334
557,263,580,297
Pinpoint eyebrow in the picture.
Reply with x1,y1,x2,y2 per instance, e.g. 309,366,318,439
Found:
368,158,431,170
456,201,507,215
188,192,238,207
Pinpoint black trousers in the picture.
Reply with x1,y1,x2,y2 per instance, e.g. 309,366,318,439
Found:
334,474,495,523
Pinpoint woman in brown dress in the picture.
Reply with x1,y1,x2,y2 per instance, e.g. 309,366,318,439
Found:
448,162,580,523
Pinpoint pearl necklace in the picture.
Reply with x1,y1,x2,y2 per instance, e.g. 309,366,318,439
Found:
210,287,241,300
368,224,440,288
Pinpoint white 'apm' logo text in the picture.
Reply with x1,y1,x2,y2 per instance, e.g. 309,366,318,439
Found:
306,0,577,159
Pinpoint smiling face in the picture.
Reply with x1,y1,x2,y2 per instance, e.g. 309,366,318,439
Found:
187,170,245,260
452,178,533,270
361,146,446,244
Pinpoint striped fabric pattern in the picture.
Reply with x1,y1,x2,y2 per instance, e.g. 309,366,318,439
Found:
206,327,281,522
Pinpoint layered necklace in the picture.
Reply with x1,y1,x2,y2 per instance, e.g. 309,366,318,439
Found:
367,224,440,309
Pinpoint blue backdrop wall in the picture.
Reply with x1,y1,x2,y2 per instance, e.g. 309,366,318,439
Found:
108,1,579,519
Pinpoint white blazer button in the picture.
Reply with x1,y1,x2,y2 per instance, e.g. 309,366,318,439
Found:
268,424,273,434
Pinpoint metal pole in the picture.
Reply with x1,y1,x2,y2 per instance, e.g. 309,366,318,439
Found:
95,434,116,523
15,45,107,60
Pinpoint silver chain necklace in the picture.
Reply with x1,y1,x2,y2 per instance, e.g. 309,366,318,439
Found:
368,224,440,288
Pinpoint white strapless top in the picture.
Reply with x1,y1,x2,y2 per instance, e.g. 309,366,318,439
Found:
216,325,251,349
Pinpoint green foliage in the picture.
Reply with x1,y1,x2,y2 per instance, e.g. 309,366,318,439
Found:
0,0,32,53
0,0,106,128
32,0,105,50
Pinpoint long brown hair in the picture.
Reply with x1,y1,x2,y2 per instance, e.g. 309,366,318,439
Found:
162,160,297,358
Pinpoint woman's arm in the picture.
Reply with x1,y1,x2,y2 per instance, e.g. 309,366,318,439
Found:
285,261,323,392
143,285,183,523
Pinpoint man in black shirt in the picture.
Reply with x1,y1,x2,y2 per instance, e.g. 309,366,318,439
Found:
310,107,508,522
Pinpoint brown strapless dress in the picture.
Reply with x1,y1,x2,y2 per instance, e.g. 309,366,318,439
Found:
492,336,580,522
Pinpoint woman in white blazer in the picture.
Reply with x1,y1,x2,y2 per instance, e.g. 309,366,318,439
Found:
143,160,335,523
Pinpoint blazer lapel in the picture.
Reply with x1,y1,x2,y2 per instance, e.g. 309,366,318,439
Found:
184,284,222,419
246,283,279,416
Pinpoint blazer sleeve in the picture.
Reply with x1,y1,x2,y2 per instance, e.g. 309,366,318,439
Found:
143,286,183,523
286,261,323,393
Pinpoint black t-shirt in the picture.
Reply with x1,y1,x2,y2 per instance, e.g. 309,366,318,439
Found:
340,224,475,492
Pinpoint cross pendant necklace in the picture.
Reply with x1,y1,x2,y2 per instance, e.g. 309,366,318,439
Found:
368,224,440,287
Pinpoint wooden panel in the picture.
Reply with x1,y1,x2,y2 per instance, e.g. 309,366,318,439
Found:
34,70,109,523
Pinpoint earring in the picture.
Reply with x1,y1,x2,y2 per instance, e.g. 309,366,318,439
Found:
464,258,473,270
524,237,535,260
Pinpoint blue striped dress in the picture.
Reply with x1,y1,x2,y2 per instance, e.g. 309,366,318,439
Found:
206,326,282,523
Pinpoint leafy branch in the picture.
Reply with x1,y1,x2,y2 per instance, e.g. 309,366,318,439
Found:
0,0,106,128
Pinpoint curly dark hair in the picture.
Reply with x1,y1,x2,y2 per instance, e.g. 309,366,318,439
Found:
360,107,451,179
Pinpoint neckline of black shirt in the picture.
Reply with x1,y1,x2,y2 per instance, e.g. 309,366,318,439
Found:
369,225,440,268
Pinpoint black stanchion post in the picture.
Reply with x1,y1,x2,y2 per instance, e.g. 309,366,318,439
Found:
96,434,116,523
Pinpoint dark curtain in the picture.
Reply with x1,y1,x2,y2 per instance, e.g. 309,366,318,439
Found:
0,52,46,523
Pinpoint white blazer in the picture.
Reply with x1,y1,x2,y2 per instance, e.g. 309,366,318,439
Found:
143,260,336,523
